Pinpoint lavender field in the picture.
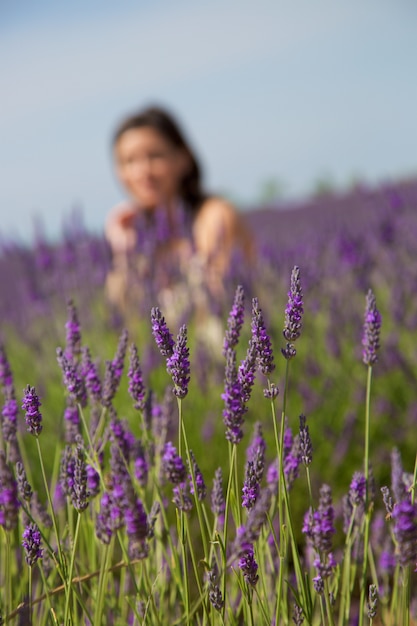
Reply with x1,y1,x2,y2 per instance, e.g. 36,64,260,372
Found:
1,178,417,624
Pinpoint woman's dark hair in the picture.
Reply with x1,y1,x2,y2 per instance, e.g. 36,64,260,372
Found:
113,105,206,212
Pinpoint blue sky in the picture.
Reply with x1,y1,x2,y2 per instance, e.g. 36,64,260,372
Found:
1,0,417,241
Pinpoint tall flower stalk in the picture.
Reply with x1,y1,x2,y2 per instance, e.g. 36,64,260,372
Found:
358,289,381,626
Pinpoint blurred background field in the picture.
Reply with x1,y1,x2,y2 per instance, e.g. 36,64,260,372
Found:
2,177,417,509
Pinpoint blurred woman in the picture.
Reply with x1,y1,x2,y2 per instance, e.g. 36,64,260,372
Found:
105,105,254,315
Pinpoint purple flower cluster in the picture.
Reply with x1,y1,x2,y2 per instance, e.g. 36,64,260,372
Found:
65,299,82,359
0,450,20,531
59,438,90,512
0,345,19,450
299,414,313,466
238,540,259,587
96,443,149,558
162,442,186,485
188,450,206,501
302,484,336,581
222,348,248,444
128,344,146,411
251,298,275,375
282,266,304,359
22,385,43,437
56,348,87,407
223,284,245,355
22,522,43,567
167,325,190,399
81,346,102,404
211,467,225,525
112,329,129,383
362,289,382,366
151,307,174,357
391,497,417,566
349,471,367,507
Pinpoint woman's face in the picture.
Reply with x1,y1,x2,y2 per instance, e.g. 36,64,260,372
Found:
114,127,190,209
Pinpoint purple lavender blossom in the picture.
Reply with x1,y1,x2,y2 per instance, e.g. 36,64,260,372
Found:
238,540,259,586
110,412,135,463
266,459,278,489
0,344,13,392
284,434,301,489
134,441,149,487
242,460,260,510
208,564,224,611
238,338,257,404
211,467,225,524
299,414,313,466
64,399,80,443
112,329,129,383
392,497,417,566
71,439,90,512
2,395,18,444
234,488,272,550
0,450,20,531
65,299,82,359
16,461,33,502
162,442,186,485
283,266,304,343
251,298,275,375
96,490,124,544
292,603,305,625
223,285,245,355
125,497,149,560
86,464,100,498
172,481,193,512
246,422,266,464
188,450,206,501
166,325,190,399
101,360,118,408
362,289,381,366
128,344,146,411
222,348,247,444
303,484,336,580
81,346,102,404
151,307,174,358
147,501,160,539
349,472,367,507
263,382,279,400
56,348,87,407
22,385,43,437
22,522,43,566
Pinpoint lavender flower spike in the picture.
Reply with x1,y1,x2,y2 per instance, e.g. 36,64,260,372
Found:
282,266,303,360
151,307,174,358
128,344,146,411
22,522,43,567
65,299,82,359
362,289,382,366
251,298,275,375
392,498,417,566
162,442,187,485
22,385,43,437
283,266,304,343
167,325,190,399
223,285,245,355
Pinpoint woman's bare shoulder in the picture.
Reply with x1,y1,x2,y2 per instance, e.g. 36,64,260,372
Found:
195,196,239,229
